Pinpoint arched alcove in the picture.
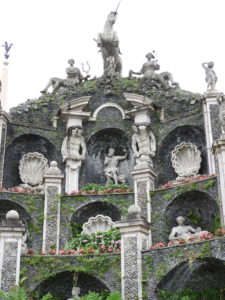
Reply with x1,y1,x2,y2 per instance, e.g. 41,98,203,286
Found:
70,201,121,236
157,258,225,296
3,134,58,187
158,125,207,184
80,128,133,186
33,271,110,300
163,191,219,241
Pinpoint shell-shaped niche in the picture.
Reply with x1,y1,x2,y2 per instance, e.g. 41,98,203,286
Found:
171,142,202,180
82,214,115,235
19,152,49,186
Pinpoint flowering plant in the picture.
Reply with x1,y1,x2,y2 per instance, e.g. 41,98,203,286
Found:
150,242,166,249
158,174,217,190
68,183,133,195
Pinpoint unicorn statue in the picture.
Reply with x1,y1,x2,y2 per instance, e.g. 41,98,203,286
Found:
96,7,122,77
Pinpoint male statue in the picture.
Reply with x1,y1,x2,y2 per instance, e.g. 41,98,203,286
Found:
61,127,86,193
129,52,178,90
41,59,88,94
169,216,208,242
104,148,127,185
202,61,217,91
132,125,156,170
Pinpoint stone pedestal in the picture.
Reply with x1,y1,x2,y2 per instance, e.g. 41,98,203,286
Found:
0,210,25,292
213,139,225,226
203,91,223,174
43,161,64,254
0,111,9,187
0,61,9,112
117,205,150,300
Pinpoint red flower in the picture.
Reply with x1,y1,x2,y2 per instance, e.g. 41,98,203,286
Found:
27,248,35,255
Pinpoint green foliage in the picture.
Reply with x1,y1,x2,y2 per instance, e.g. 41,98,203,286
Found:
212,215,222,233
80,183,132,192
158,287,225,300
0,287,56,300
71,222,83,237
75,291,121,300
66,227,121,250
186,211,202,225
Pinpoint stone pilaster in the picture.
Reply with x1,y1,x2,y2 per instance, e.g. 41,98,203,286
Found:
203,91,223,174
117,205,150,300
0,210,25,292
0,111,10,187
131,168,156,223
43,161,64,254
213,139,225,226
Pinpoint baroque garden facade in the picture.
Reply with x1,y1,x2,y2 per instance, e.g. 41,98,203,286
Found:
0,10,225,300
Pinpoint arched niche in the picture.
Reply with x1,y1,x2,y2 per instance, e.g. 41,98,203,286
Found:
3,134,58,187
157,258,225,295
33,271,110,300
80,128,133,186
158,125,207,185
70,201,121,236
163,191,219,241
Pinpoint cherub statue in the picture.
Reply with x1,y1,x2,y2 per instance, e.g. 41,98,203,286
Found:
2,42,13,60
41,59,89,94
104,148,127,185
202,61,217,91
132,125,156,169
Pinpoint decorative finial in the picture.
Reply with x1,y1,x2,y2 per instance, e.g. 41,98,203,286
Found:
2,42,13,60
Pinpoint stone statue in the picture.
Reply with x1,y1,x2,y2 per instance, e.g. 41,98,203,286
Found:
169,216,208,242
129,52,179,90
67,273,80,300
132,125,156,170
61,127,86,193
217,94,225,137
2,42,13,60
104,148,127,185
202,61,217,91
41,59,88,94
96,11,122,77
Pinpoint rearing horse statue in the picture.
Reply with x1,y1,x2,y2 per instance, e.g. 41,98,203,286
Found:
96,11,122,77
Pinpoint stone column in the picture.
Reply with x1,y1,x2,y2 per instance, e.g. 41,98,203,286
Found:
43,161,64,254
131,168,156,223
117,205,150,300
0,111,9,187
0,210,25,292
203,91,223,174
213,139,225,226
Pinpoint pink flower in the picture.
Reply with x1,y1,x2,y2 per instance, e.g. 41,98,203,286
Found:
27,248,35,255
59,250,65,255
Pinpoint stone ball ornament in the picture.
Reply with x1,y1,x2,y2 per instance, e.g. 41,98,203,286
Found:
6,210,19,220
128,204,141,215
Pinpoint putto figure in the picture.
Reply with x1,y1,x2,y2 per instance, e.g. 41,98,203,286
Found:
202,61,217,91
104,148,127,185
2,41,13,60
129,52,179,90
61,127,86,193
96,11,122,77
132,125,156,170
41,59,88,94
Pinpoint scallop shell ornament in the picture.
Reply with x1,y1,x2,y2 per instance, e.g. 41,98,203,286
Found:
171,142,202,181
81,214,115,235
19,152,49,186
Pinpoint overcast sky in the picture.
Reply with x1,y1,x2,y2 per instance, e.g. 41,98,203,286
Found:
0,0,225,111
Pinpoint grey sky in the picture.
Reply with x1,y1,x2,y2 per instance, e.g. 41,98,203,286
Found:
0,0,225,110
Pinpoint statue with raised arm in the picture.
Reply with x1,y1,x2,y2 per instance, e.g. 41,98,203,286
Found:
132,125,156,170
129,52,179,90
169,216,208,242
202,61,217,91
104,148,127,185
41,59,89,94
67,273,80,300
96,9,122,77
61,127,86,193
